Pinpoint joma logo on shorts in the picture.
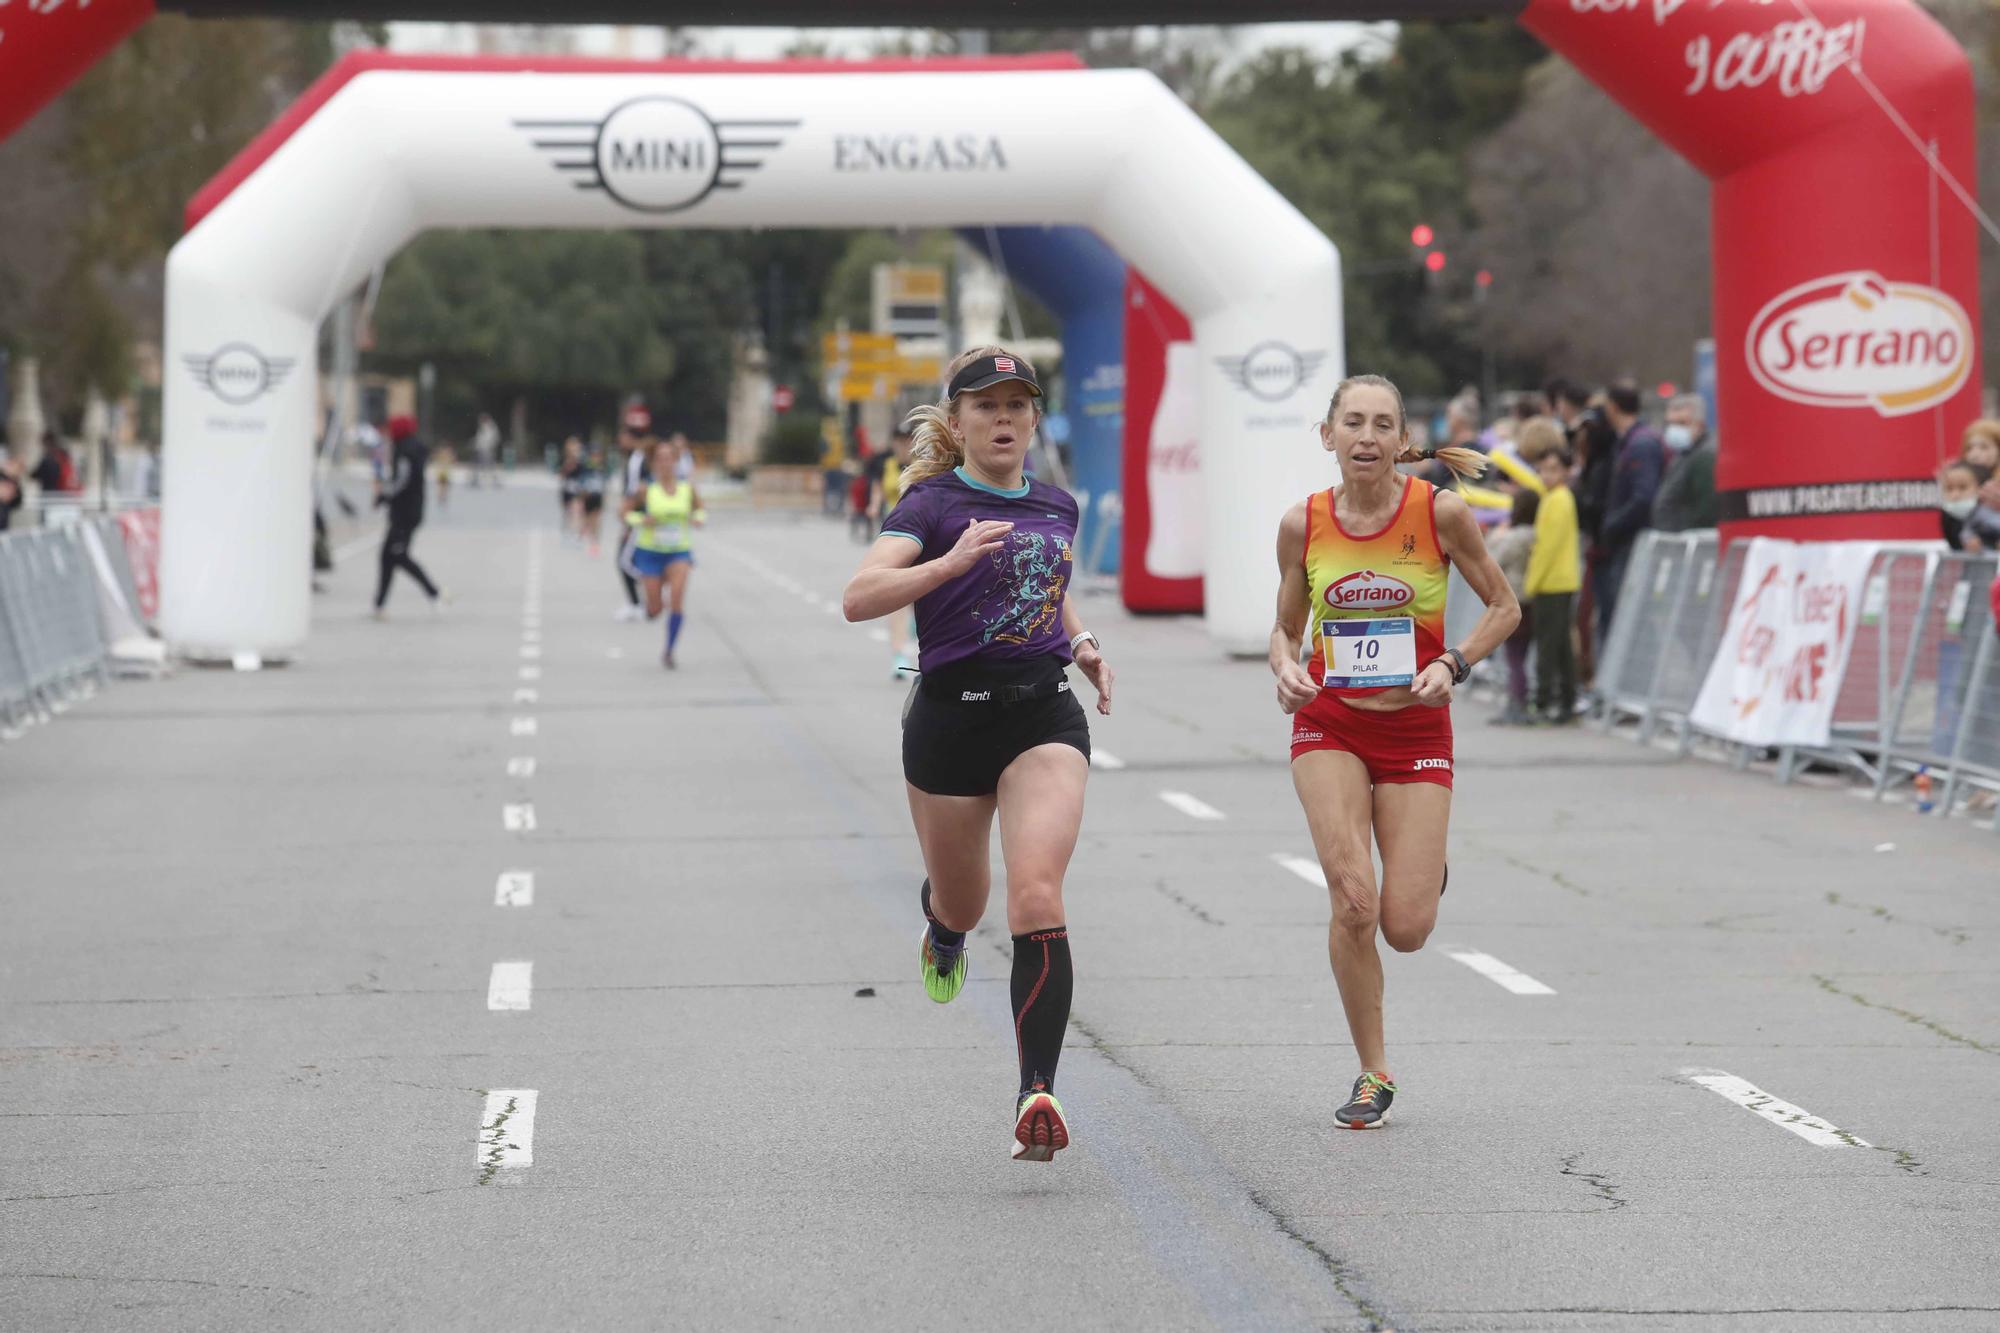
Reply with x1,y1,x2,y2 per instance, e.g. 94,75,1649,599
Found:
961,690,991,702
1413,758,1451,771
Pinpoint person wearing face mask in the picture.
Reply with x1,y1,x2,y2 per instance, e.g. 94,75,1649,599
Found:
842,346,1115,1164
1270,374,1520,1130
1651,394,1718,533
1940,461,2000,552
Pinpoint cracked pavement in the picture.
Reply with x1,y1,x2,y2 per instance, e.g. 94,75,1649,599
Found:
4,489,1997,1331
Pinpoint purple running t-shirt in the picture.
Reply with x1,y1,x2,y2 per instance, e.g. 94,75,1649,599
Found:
881,467,1080,675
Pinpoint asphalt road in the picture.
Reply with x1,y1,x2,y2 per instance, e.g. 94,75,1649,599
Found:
5,482,1997,1332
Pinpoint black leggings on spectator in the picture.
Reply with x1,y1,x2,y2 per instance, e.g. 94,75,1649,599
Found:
1533,591,1577,715
376,523,438,607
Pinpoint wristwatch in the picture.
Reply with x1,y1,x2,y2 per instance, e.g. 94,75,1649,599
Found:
1434,648,1470,685
1070,631,1100,654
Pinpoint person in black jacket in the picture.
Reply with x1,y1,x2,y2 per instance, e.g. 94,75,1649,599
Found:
1593,383,1665,637
372,415,445,618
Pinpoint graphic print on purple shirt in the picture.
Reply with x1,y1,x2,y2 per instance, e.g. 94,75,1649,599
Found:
880,468,1080,675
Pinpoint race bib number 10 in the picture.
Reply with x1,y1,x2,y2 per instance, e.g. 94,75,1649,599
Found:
1322,618,1417,688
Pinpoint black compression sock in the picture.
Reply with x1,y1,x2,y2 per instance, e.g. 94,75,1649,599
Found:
1012,927,1072,1097
920,880,965,949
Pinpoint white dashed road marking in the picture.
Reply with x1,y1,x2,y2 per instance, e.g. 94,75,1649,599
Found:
1683,1070,1870,1148
487,961,533,1011
520,644,542,659
1090,750,1127,771
1445,950,1556,996
503,803,536,832
1270,853,1327,888
510,717,537,736
514,688,538,704
519,666,541,682
477,1090,537,1170
1158,790,1225,821
494,871,534,907
506,757,536,778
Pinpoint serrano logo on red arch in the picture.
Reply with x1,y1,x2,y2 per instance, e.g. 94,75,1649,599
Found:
1746,271,1972,418
1325,570,1413,611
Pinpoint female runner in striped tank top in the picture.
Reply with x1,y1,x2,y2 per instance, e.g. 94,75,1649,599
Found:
1268,375,1520,1130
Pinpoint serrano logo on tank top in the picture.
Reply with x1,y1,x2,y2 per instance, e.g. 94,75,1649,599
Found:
1324,569,1415,612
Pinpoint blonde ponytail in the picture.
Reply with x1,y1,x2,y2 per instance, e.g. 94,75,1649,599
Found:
901,403,963,486
898,343,1035,488
1396,441,1490,484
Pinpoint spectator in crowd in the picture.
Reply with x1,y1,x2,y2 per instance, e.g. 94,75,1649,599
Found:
1548,378,1615,681
1528,447,1583,725
1486,487,1540,726
1423,390,1484,488
31,430,79,495
1943,460,2000,552
1514,414,1567,468
1652,394,1718,532
0,458,22,531
1593,383,1666,636
1959,418,2000,482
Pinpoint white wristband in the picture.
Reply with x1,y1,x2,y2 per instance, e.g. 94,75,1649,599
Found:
1070,631,1098,653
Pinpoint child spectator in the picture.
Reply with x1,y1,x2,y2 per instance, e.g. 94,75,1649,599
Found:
1527,448,1582,724
1942,461,2000,552
1486,487,1541,726
1960,419,2000,482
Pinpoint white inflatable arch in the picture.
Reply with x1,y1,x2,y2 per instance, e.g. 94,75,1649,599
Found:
162,54,1343,658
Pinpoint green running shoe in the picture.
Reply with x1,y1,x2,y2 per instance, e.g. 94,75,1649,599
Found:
920,926,967,1004
1012,1082,1070,1162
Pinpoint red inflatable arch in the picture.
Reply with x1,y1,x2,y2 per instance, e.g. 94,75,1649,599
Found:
3,0,1982,552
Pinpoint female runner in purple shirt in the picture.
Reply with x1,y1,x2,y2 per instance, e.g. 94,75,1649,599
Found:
843,346,1115,1162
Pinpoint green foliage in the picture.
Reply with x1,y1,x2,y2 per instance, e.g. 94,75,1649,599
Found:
762,412,828,466
1205,23,1543,395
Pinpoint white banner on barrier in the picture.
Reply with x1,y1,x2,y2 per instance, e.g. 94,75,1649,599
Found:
1689,538,1880,747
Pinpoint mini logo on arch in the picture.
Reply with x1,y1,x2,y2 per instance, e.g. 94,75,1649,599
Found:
516,96,798,214
1216,342,1328,403
1325,569,1414,611
1747,271,1972,418
183,343,294,405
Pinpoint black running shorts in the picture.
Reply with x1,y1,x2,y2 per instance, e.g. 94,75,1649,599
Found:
902,654,1091,797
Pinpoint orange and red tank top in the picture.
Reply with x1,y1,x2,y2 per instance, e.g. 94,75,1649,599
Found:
1304,476,1450,696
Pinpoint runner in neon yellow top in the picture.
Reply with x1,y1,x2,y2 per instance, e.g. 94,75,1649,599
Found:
621,436,705,668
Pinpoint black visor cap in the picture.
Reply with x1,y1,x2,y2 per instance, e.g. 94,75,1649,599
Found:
947,354,1042,399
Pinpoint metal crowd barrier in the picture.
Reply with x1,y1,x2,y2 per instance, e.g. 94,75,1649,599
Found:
0,519,150,737
1586,529,2000,829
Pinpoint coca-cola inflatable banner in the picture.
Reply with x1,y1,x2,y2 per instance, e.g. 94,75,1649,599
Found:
1121,272,1202,614
1523,0,1981,544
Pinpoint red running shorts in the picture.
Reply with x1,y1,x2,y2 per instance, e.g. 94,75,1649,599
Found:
1289,692,1454,789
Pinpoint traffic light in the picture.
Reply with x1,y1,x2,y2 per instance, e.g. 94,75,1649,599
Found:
1424,251,1447,273
1410,224,1435,248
